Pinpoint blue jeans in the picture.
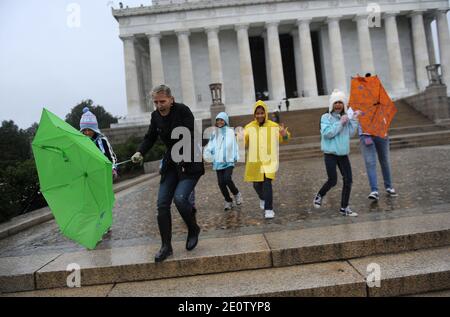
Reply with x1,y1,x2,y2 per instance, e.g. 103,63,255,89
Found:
359,135,393,192
157,167,199,225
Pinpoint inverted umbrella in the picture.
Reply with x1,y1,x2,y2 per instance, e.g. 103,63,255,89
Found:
348,75,397,138
32,109,114,249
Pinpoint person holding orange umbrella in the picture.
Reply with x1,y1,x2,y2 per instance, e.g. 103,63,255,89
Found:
350,73,398,201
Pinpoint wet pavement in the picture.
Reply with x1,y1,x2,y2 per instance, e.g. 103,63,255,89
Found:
1,145,450,257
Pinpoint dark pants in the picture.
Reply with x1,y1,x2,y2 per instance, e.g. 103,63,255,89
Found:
253,176,273,210
157,167,200,246
318,154,353,209
216,167,239,202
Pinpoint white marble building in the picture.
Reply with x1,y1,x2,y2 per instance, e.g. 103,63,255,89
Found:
112,0,450,126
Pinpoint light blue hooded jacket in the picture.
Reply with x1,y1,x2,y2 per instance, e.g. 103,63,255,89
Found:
320,111,358,156
203,112,239,170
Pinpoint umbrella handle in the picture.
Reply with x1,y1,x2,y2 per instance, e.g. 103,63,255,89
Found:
40,146,69,162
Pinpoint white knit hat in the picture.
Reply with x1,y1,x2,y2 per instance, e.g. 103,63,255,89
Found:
79,107,100,134
328,89,348,113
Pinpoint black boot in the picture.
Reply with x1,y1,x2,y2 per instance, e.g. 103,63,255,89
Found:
179,207,201,251
155,213,173,263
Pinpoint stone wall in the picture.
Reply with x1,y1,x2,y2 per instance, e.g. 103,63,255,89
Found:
401,84,450,123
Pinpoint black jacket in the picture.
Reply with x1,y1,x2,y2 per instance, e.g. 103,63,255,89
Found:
138,102,205,179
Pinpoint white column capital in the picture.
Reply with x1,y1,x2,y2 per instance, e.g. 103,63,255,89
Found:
175,29,191,37
234,23,249,31
146,32,161,39
265,20,280,28
119,35,135,42
204,27,220,34
353,13,369,22
326,15,343,24
296,18,312,26
383,11,400,19
407,10,427,18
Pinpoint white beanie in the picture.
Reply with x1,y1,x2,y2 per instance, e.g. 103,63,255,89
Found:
80,107,100,134
328,89,348,113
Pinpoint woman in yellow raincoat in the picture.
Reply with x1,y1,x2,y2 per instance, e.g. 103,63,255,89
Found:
244,100,290,219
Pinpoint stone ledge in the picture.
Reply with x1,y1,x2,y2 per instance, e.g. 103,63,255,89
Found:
1,211,449,293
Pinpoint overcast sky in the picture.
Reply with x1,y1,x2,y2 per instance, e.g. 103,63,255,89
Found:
0,1,449,129
0,0,147,129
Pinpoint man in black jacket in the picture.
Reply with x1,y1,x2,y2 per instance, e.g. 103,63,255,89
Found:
131,84,204,262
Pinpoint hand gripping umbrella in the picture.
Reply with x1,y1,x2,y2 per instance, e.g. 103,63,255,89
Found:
32,109,114,249
348,75,397,138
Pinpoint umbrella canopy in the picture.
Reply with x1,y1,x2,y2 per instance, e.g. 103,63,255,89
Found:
32,109,114,249
348,75,397,138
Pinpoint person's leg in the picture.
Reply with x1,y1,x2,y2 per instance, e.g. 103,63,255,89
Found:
173,176,201,251
155,168,178,262
262,176,273,211
223,167,240,196
217,169,233,202
318,154,338,197
373,136,393,190
337,156,353,209
359,137,378,193
253,181,264,201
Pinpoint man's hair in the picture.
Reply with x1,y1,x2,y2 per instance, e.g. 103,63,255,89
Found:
151,84,172,97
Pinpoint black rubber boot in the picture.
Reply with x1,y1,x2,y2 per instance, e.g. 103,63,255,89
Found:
179,208,201,251
154,213,173,263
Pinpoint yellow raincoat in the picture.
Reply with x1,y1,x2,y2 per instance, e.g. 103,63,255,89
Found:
244,100,290,182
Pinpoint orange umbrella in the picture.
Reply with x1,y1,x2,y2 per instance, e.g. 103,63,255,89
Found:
348,75,397,138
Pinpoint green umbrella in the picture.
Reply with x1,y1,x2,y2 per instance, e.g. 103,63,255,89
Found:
32,108,114,249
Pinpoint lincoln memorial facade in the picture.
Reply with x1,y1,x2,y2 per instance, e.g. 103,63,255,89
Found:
112,0,450,126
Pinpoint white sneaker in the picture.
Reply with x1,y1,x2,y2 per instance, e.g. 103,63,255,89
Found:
386,188,398,197
264,210,275,219
259,200,265,210
234,192,243,205
368,191,379,201
224,201,233,211
340,207,358,217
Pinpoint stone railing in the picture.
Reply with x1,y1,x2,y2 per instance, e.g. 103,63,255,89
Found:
400,84,450,124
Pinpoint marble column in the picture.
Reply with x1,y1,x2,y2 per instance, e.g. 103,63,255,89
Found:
384,12,406,92
354,14,376,75
410,11,430,91
327,16,347,93
297,19,318,97
120,35,141,116
235,24,255,104
176,30,196,108
266,21,286,101
146,32,165,88
206,27,225,103
291,29,303,98
436,9,450,92
424,15,437,65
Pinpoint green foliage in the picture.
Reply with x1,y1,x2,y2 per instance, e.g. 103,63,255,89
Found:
0,120,32,169
0,160,46,223
114,136,166,175
65,99,119,130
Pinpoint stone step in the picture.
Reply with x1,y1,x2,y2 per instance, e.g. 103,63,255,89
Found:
1,211,449,293
4,246,449,297
277,130,450,159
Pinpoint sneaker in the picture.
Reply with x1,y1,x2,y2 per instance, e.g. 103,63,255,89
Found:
259,200,265,210
264,209,275,219
368,191,379,201
340,207,358,217
234,192,243,205
224,201,233,211
313,194,322,209
386,188,398,197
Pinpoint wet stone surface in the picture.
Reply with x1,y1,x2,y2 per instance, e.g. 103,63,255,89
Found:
1,145,450,257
